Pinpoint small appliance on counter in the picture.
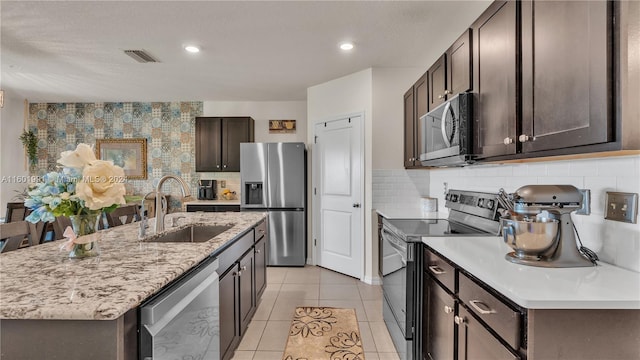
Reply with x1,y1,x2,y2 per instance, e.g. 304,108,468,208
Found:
500,184,597,268
198,179,217,200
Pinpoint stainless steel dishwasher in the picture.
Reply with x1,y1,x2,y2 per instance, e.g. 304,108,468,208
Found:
140,257,220,360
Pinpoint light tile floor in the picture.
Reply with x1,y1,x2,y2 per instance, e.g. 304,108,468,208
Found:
230,265,400,360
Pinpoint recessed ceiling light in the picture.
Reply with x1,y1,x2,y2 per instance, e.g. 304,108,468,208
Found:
185,45,200,53
340,42,354,51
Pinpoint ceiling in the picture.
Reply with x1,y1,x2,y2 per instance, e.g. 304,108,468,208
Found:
1,1,492,103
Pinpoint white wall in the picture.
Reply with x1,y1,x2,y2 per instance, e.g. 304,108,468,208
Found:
307,68,374,281
0,96,29,218
203,101,307,143
372,67,424,170
429,156,640,272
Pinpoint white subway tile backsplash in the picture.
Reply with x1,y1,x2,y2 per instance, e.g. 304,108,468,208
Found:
424,155,640,272
569,159,599,176
546,163,571,176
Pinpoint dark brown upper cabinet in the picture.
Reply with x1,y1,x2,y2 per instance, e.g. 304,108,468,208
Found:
428,55,447,111
520,0,612,153
447,29,473,97
404,72,428,168
195,117,254,172
472,1,519,159
403,86,415,168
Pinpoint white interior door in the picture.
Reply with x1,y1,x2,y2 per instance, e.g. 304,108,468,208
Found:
313,115,363,279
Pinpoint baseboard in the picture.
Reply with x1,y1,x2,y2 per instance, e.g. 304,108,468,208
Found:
362,275,382,285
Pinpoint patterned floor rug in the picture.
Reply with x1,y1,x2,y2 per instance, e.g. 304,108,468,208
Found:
283,307,364,360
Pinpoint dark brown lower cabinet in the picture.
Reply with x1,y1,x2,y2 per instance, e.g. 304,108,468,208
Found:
423,275,456,360
456,306,520,360
254,236,267,300
219,223,266,360
219,268,238,360
239,250,255,331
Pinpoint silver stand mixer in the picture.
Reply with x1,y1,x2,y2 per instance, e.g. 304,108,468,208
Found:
501,185,597,268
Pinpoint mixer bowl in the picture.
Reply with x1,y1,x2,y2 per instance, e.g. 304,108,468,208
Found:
501,215,559,259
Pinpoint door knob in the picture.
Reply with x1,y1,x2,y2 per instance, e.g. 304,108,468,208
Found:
353,203,361,208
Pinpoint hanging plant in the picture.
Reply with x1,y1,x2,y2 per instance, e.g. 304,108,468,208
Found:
19,129,38,166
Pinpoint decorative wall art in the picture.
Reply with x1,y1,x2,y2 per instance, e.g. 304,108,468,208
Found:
269,119,296,133
96,138,147,179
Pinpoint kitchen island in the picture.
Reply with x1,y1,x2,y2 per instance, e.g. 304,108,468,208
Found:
0,211,266,359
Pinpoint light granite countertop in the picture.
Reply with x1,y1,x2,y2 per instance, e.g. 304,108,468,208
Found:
0,211,266,321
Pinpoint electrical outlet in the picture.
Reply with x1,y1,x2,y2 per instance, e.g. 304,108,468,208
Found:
605,192,638,224
220,180,226,188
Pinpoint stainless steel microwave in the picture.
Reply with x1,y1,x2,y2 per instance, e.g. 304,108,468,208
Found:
419,92,474,167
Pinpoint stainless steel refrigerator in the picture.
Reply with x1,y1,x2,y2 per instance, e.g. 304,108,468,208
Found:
240,142,306,266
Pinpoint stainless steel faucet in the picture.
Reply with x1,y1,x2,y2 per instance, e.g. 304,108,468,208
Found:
154,175,192,233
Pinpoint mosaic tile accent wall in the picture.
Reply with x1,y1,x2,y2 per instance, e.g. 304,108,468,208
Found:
28,102,203,210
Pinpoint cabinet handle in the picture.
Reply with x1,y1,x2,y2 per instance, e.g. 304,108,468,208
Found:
216,165,220,169
241,266,247,271
454,315,466,325
223,164,228,169
444,89,452,95
438,94,445,100
429,265,446,275
519,134,531,143
503,137,514,145
255,249,261,254
444,305,454,314
233,271,240,277
469,300,496,315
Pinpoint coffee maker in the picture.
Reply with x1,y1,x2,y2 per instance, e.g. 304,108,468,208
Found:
198,180,217,200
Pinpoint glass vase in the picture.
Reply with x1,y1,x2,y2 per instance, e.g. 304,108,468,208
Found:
68,213,101,259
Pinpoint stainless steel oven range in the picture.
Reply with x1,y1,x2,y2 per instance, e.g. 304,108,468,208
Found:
380,190,501,360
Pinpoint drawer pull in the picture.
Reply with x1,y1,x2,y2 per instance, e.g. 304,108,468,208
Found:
454,315,466,325
444,305,454,314
469,300,496,315
429,265,446,275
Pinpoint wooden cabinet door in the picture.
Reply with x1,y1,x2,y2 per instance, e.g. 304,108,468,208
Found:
423,276,456,360
414,71,429,165
472,1,518,158
457,307,520,360
447,29,472,96
238,249,255,333
195,117,222,172
404,86,416,167
222,118,252,172
219,268,239,360
428,54,447,110
254,237,267,300
521,0,612,153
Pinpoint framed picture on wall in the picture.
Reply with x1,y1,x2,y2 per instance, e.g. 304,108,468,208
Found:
269,119,296,133
95,138,147,179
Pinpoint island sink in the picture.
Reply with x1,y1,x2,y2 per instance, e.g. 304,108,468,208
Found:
145,224,234,243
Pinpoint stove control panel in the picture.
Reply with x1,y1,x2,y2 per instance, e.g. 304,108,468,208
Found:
445,190,499,220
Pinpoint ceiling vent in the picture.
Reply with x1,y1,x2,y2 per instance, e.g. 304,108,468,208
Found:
123,50,159,63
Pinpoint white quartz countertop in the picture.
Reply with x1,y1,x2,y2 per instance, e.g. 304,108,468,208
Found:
422,236,640,309
375,206,443,220
185,199,240,205
0,212,266,321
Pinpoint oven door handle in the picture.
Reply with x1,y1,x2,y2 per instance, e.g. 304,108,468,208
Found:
382,229,408,265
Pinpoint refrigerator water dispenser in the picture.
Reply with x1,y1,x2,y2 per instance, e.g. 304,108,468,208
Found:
245,182,264,205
